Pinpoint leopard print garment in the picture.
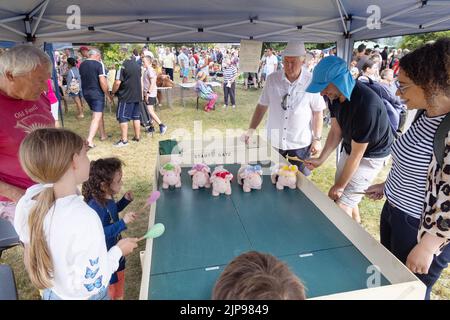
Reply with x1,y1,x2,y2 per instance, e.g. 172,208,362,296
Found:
419,131,450,254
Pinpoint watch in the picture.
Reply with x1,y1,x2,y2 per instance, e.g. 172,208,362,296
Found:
312,136,322,141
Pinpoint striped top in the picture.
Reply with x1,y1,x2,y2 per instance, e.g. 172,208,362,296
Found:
223,65,238,82
384,112,445,219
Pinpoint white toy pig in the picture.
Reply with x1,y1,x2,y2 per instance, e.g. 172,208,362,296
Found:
160,162,182,189
188,163,211,189
271,164,298,190
238,164,263,192
210,166,233,196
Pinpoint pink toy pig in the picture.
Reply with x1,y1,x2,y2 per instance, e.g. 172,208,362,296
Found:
160,162,182,189
238,165,263,192
210,166,233,196
188,163,211,189
271,164,298,190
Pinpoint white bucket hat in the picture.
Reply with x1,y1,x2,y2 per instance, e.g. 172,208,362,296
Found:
282,40,306,57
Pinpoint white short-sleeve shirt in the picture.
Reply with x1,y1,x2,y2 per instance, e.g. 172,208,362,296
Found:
258,67,326,150
265,54,278,75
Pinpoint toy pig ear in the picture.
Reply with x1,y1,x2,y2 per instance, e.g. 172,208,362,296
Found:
188,169,195,175
159,168,166,175
227,173,234,181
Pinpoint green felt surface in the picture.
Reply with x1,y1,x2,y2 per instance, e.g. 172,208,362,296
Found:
150,265,224,300
148,164,390,299
151,166,252,275
283,246,390,298
149,246,390,299
230,171,352,255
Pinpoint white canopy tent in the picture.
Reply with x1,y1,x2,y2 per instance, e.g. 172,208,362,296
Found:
0,0,449,62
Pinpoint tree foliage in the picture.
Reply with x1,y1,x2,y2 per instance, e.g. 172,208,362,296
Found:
400,31,450,50
92,43,159,69
262,42,335,55
94,43,128,69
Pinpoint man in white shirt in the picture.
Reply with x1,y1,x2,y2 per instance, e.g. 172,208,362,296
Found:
178,47,190,83
243,41,326,175
265,48,278,76
162,47,176,81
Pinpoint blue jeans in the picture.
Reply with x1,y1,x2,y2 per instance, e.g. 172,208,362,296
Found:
42,286,110,300
380,201,450,300
277,145,311,176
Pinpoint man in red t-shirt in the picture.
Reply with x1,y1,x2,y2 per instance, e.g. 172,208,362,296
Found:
0,45,55,223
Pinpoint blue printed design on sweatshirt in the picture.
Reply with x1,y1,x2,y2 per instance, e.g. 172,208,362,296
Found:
89,257,99,266
84,267,100,279
84,275,103,292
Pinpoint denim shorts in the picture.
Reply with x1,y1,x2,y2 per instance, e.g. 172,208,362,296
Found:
68,91,83,98
335,150,389,208
116,101,141,123
146,96,157,106
42,286,110,300
181,67,189,77
85,97,105,112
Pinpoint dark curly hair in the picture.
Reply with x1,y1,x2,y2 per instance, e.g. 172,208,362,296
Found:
82,157,123,206
399,37,450,105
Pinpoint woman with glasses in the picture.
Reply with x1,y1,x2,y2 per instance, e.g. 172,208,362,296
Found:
366,38,450,299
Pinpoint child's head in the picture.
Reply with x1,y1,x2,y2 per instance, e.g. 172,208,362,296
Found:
212,251,306,300
19,128,87,289
20,128,88,187
82,157,124,205
67,57,77,68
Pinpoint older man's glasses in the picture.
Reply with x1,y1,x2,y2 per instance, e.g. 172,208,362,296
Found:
281,93,290,110
395,80,413,94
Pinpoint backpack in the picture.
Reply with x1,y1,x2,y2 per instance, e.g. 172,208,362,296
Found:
413,110,450,168
358,78,407,137
67,69,80,94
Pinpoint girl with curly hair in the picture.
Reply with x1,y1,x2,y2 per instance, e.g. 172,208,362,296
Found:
82,157,137,300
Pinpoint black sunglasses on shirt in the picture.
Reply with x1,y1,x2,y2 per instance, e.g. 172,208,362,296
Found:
281,93,290,110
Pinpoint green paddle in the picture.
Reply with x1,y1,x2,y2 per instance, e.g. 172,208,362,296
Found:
138,223,165,242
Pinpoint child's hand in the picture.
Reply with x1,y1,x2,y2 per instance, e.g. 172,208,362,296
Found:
123,211,137,225
117,238,138,256
124,191,134,201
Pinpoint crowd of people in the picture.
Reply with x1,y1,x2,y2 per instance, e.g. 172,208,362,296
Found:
0,37,448,300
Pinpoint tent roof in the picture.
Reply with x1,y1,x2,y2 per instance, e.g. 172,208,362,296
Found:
0,0,449,44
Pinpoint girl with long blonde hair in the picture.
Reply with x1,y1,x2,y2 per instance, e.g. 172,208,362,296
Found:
14,128,137,299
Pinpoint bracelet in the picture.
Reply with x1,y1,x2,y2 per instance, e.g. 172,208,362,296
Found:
312,136,322,141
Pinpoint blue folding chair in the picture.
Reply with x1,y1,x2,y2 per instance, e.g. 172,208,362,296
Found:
0,264,18,300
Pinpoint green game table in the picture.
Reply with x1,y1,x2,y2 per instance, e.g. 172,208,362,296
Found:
139,140,425,300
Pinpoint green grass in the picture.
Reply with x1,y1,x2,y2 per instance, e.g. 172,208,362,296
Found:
1,78,448,300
